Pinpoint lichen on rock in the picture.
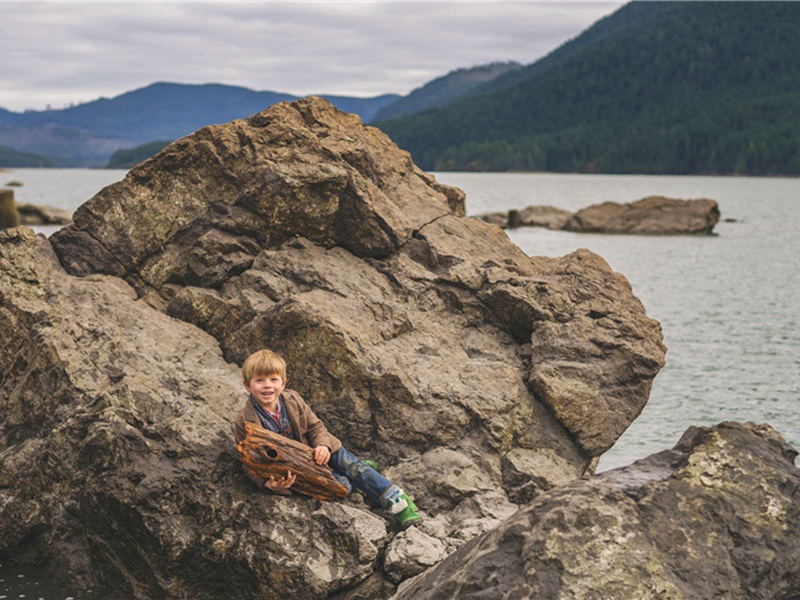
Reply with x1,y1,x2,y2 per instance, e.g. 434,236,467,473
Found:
393,422,800,600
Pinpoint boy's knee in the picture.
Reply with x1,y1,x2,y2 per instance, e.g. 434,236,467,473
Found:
334,474,353,495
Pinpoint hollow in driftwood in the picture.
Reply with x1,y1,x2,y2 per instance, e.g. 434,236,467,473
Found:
237,421,349,501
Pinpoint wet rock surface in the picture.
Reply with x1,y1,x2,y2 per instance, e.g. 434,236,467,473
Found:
393,422,800,600
3,98,666,598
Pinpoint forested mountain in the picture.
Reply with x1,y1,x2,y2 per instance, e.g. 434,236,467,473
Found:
105,141,173,169
376,2,800,175
0,144,55,168
97,64,523,169
0,83,399,166
372,62,522,121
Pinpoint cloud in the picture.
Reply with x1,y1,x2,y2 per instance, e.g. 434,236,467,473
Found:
1,1,625,112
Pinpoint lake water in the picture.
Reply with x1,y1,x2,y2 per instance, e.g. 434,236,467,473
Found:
434,172,800,472
2,168,799,596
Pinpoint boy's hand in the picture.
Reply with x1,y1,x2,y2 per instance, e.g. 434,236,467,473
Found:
313,445,331,465
265,470,295,495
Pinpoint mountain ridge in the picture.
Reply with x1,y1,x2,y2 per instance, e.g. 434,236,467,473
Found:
372,61,522,122
0,82,400,166
376,1,800,175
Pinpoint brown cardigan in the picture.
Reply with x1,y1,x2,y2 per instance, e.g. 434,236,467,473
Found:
233,388,342,489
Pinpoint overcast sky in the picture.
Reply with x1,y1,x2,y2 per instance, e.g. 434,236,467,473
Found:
3,1,626,113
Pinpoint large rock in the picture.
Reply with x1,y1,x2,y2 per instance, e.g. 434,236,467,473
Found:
472,210,509,229
2,97,666,597
50,97,665,467
565,196,720,234
393,422,800,600
475,197,720,234
509,205,573,230
0,227,388,598
472,205,572,230
17,203,73,226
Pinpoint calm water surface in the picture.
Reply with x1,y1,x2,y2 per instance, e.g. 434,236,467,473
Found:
2,169,798,594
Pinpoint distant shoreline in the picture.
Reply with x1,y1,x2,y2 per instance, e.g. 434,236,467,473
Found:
3,165,800,180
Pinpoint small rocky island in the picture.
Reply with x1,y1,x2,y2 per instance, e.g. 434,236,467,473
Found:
477,196,721,235
0,98,795,599
0,188,73,229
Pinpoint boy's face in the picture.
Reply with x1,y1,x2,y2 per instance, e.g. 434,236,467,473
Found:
244,372,285,409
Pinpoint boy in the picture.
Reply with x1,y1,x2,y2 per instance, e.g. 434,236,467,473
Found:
233,349,422,529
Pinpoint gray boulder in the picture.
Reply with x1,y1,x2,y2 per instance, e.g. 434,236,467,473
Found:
393,422,800,600
2,97,666,598
383,528,449,584
50,97,666,467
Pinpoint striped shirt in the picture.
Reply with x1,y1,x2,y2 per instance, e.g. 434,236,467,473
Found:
250,395,297,441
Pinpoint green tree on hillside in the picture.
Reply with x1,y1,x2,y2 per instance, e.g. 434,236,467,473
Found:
377,2,800,175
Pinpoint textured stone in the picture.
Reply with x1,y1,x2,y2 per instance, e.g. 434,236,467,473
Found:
471,210,509,228
17,203,73,226
383,528,449,584
0,228,389,598
51,98,666,464
0,188,19,229
565,196,720,234
393,422,800,600
2,98,668,597
475,197,719,234
509,205,573,230
501,447,582,504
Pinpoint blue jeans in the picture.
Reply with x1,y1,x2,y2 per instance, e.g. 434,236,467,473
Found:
328,446,399,506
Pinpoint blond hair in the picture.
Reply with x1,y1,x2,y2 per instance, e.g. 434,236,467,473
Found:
242,349,287,382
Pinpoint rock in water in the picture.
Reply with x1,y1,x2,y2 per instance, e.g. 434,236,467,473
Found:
508,205,573,230
1,97,666,598
17,203,73,226
473,205,573,230
471,210,510,228
0,188,20,229
393,422,800,600
475,197,719,234
565,196,720,234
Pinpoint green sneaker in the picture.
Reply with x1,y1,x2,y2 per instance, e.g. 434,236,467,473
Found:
395,493,422,529
362,459,380,472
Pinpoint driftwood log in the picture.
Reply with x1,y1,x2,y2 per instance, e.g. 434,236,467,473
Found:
237,421,349,501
